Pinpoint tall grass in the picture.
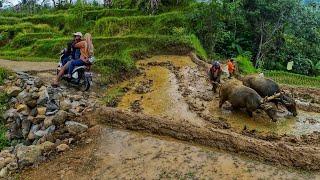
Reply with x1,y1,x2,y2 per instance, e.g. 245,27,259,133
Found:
265,71,320,88
236,55,257,75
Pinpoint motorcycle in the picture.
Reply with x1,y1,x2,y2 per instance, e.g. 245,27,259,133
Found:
56,49,95,91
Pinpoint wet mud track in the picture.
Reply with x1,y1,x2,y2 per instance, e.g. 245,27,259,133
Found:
20,126,320,179
102,55,320,170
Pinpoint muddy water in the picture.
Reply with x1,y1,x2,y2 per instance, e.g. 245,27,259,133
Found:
116,55,320,136
206,97,320,135
118,57,205,127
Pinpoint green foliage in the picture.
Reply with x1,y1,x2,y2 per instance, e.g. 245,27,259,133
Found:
0,68,10,149
0,2,207,83
236,55,257,75
189,34,207,60
103,87,125,107
0,67,9,85
0,17,22,25
292,57,314,76
265,71,320,88
0,123,9,150
187,0,320,77
94,12,187,36
10,33,57,48
83,9,141,20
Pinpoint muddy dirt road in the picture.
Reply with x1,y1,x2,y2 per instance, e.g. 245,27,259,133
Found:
12,55,320,178
20,126,319,180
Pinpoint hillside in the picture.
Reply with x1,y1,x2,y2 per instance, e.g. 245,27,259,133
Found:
0,4,207,83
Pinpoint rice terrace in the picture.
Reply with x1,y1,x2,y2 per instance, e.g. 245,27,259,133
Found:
0,0,319,179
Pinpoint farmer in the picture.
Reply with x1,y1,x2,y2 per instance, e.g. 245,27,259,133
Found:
227,59,235,79
208,61,222,93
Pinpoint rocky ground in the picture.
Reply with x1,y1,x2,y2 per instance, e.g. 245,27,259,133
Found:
0,72,98,177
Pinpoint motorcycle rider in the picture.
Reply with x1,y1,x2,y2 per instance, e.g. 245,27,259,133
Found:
61,32,82,66
52,32,89,87
67,33,94,76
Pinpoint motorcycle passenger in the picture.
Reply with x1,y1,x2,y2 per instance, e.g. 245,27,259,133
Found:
67,33,94,76
52,33,93,87
208,61,222,93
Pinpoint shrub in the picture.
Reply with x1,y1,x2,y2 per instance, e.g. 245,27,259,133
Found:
292,57,314,76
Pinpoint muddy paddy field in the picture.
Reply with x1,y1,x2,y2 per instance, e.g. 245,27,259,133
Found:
21,55,320,179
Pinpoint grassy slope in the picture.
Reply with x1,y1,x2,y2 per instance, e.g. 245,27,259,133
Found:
0,7,207,84
0,68,10,149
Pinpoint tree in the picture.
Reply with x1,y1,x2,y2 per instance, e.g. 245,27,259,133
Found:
243,0,300,68
104,0,112,7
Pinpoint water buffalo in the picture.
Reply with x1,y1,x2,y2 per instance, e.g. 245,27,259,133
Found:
242,75,297,116
219,81,277,121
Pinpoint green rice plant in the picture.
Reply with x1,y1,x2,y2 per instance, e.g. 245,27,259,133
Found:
94,12,188,36
10,32,58,48
0,17,22,25
265,71,320,88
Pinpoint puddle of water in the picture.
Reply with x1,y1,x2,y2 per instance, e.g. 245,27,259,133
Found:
282,111,320,136
207,100,320,135
118,56,204,127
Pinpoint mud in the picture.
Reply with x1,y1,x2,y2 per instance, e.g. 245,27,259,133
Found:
20,126,320,179
96,107,320,170
106,54,320,170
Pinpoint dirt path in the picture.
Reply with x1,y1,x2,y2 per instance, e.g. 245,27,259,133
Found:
19,126,319,180
0,59,56,72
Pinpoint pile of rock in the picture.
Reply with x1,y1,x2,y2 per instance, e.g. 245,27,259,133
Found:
0,72,96,177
